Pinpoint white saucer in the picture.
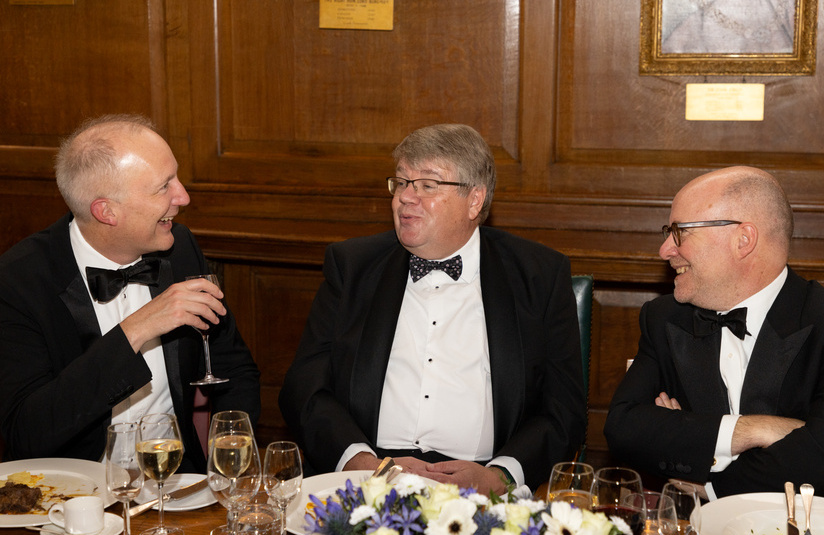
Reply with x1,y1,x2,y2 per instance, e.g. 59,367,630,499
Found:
43,512,123,535
135,474,216,512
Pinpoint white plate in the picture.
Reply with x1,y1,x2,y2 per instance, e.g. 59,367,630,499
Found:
285,470,441,535
703,492,824,534
40,512,124,535
135,474,216,512
0,458,114,528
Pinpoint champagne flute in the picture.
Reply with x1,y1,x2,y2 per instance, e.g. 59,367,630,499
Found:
106,422,144,535
186,274,229,385
661,482,701,534
137,413,184,535
263,441,303,535
591,467,645,535
546,461,594,510
207,410,262,535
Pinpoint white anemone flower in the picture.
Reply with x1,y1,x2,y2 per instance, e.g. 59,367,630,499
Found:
424,498,478,535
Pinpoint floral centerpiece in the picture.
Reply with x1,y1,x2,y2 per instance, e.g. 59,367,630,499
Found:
303,473,631,535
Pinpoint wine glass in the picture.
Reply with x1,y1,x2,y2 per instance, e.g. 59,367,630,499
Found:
624,492,677,535
661,482,701,534
186,274,229,385
591,467,645,535
137,413,184,535
206,410,262,535
263,441,303,535
546,461,594,510
106,422,144,535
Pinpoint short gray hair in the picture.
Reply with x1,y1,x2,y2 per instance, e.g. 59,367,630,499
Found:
55,114,156,221
392,124,496,223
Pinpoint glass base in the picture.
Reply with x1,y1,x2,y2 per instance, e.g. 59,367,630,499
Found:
191,375,229,386
140,527,183,535
210,525,232,535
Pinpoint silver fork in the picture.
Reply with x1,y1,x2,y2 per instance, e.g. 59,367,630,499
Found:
801,483,815,535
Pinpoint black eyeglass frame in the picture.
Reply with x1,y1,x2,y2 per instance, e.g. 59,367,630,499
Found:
662,220,742,247
386,176,471,196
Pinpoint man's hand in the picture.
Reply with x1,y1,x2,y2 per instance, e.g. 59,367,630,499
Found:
655,392,682,410
342,452,383,472
731,414,805,455
420,460,510,496
120,278,226,352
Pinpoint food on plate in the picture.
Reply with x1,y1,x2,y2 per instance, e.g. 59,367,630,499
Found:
0,481,43,514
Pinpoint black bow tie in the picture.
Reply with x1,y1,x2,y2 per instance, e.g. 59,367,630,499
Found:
409,254,462,282
693,306,750,340
86,258,161,303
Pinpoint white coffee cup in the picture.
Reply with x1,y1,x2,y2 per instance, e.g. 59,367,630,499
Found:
48,496,104,535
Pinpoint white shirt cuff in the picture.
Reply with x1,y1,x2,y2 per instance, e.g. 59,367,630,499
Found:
335,443,376,472
712,414,740,472
486,456,525,488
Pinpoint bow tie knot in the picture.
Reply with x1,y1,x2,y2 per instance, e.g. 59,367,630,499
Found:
693,306,750,340
409,254,462,282
86,258,161,303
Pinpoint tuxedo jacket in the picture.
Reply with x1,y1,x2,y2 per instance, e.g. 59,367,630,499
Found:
0,213,261,471
605,268,824,497
278,228,586,490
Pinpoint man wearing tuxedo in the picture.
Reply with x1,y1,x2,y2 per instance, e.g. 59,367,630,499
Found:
605,166,824,499
279,124,586,494
0,115,260,472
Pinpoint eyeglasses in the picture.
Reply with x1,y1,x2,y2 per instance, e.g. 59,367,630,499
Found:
386,177,470,197
662,220,742,247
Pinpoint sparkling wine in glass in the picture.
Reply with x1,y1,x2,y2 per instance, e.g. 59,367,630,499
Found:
207,410,262,535
263,441,302,535
106,422,144,535
137,413,184,535
186,274,229,385
661,481,702,534
591,467,646,535
546,461,594,510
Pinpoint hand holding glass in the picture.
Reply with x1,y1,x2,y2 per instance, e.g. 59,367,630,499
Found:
263,441,303,535
137,413,184,535
186,274,228,385
546,461,594,510
106,422,144,535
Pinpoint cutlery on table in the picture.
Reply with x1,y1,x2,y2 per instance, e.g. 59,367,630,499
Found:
128,477,209,517
788,482,800,535
385,465,403,484
371,457,395,479
801,483,815,535
25,526,63,535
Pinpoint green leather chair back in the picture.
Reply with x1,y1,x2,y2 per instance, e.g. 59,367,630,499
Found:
571,275,593,462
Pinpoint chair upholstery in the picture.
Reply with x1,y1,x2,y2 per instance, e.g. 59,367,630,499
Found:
571,275,593,462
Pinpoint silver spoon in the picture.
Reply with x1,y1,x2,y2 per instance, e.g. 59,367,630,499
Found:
801,483,814,535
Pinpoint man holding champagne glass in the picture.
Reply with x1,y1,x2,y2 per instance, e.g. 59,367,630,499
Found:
0,114,261,472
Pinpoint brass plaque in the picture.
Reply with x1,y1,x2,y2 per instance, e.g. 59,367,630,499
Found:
320,0,393,31
686,83,765,121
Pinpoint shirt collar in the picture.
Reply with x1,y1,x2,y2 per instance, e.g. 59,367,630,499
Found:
725,266,788,340
447,227,480,283
69,220,142,285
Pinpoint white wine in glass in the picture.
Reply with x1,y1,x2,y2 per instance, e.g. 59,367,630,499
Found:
546,461,594,510
137,413,184,535
186,274,229,385
106,422,144,535
207,410,261,535
263,441,302,535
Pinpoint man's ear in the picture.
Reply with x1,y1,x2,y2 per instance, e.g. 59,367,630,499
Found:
468,187,486,221
90,198,118,226
736,222,757,258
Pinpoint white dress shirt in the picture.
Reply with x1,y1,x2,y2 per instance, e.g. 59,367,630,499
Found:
338,228,524,487
706,266,787,499
69,221,175,425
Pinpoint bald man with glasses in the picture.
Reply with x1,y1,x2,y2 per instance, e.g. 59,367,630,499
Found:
605,166,824,499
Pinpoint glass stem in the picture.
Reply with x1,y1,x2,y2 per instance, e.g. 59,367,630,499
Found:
202,334,214,377
157,480,165,530
122,500,131,535
279,505,287,535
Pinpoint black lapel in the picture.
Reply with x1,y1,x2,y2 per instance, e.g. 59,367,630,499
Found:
479,234,524,450
150,256,184,406
666,321,730,414
349,245,409,441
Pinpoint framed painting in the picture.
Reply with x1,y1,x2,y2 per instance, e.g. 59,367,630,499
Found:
640,0,818,75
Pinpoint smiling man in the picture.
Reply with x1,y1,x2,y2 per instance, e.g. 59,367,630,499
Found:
0,115,260,471
605,166,824,499
279,124,586,495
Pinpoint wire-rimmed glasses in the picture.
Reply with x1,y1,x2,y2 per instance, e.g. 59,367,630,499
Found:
661,220,742,247
386,177,470,197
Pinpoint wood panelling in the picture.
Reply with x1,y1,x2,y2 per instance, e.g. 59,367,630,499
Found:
1,0,823,468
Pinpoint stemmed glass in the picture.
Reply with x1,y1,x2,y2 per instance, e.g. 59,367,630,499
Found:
546,461,594,510
136,413,184,535
661,482,702,534
106,422,144,535
624,492,677,535
263,441,303,535
206,410,262,535
591,467,645,535
186,274,229,385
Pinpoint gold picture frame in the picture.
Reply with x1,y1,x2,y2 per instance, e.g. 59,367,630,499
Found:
640,0,818,76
